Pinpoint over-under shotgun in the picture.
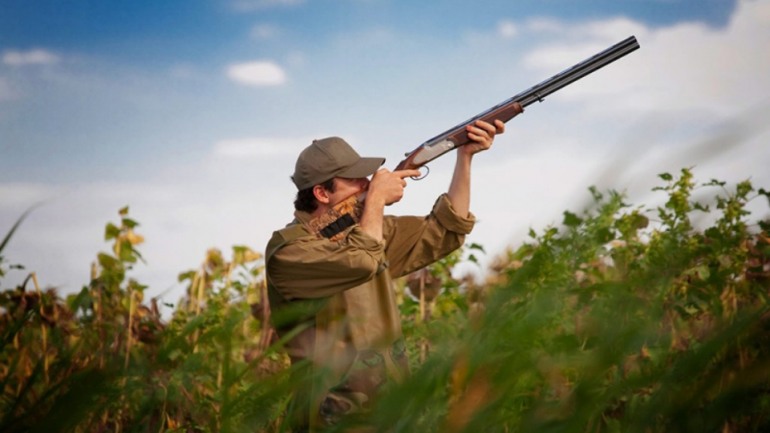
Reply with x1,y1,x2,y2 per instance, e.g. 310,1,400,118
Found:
396,35,641,172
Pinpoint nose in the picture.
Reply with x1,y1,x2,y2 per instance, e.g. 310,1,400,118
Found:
358,178,370,190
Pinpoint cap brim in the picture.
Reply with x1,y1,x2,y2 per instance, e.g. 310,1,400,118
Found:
336,157,385,179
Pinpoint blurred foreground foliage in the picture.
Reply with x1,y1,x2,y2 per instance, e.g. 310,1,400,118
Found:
2,169,770,432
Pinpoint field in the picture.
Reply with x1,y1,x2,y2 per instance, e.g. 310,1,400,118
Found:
2,168,769,432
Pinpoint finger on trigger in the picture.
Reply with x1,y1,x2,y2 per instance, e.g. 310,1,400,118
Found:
398,169,420,178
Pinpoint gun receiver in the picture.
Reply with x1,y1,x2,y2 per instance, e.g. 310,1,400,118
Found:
396,35,641,172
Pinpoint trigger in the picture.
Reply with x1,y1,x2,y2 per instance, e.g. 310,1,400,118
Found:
411,166,430,180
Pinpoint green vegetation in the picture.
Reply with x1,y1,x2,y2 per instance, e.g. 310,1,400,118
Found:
2,169,769,432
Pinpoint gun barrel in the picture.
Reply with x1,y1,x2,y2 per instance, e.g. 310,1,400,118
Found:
421,36,640,148
515,35,640,108
397,36,641,171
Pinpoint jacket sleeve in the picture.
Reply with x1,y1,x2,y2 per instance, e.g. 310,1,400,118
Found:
267,225,388,300
383,193,476,278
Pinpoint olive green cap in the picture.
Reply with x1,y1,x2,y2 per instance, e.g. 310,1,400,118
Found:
291,137,385,190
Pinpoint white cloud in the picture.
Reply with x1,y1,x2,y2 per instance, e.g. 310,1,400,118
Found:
520,17,649,71
524,17,567,34
2,49,60,66
251,23,280,39
575,17,650,42
516,0,770,119
226,60,287,86
0,177,289,313
497,20,518,39
451,0,770,261
214,136,309,157
232,0,304,12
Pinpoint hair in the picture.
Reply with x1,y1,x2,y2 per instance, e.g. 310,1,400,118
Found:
294,178,336,213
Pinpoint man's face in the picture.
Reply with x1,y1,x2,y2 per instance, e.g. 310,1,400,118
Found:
327,177,369,206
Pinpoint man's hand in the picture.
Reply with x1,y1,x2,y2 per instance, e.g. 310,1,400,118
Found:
459,119,505,157
367,168,422,207
359,168,420,241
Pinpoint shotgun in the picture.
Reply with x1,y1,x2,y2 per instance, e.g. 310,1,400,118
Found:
395,35,640,173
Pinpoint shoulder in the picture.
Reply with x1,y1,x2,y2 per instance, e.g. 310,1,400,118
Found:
266,223,311,260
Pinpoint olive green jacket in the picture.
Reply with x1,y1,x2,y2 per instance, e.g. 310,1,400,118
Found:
265,193,475,427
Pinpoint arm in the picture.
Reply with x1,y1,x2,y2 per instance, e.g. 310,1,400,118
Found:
366,120,502,276
358,190,386,241
446,119,505,217
359,168,421,241
268,226,387,300
382,194,476,277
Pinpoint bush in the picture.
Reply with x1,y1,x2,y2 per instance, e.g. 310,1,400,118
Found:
1,169,769,432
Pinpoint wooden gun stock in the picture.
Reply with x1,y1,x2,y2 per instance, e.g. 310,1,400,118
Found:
395,102,523,171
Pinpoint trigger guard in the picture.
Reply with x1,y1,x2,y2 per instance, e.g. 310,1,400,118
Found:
411,166,430,180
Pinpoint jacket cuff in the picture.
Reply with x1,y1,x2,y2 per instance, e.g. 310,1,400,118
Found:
432,193,476,234
346,226,389,272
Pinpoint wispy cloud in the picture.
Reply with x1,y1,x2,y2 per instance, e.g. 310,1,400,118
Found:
232,0,304,12
213,137,308,157
250,23,280,39
2,49,60,66
226,60,287,86
524,17,567,34
520,0,770,116
497,20,519,39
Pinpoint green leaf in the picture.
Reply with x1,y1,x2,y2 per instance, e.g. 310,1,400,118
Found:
467,242,486,253
658,172,673,181
759,220,770,232
121,217,139,229
178,270,196,282
104,222,120,240
595,227,614,243
1,205,38,255
563,211,582,228
693,202,710,212
759,188,770,206
97,252,120,270
631,213,649,229
118,242,138,263
695,264,711,281
66,287,94,313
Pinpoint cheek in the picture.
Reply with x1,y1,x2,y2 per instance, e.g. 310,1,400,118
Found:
338,184,359,198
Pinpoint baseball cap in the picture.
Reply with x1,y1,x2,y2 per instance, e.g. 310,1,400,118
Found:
291,137,385,190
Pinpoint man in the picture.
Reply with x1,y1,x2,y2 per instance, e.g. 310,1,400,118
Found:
265,119,504,431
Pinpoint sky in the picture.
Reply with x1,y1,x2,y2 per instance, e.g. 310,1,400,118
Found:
1,0,769,313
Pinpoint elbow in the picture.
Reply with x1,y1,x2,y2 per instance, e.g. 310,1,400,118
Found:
349,255,386,281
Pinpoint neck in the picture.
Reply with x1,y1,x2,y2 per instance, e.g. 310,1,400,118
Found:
305,194,364,240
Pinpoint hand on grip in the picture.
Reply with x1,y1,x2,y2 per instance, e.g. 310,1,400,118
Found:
367,168,421,206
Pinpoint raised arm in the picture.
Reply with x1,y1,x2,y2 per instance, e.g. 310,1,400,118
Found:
446,119,505,217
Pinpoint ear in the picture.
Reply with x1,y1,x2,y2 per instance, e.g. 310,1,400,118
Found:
312,184,331,204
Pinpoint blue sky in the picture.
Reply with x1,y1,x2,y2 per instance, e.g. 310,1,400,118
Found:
2,0,768,312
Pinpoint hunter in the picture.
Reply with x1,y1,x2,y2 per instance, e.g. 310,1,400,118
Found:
265,118,504,431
